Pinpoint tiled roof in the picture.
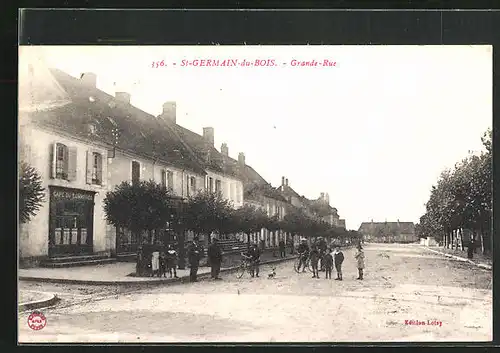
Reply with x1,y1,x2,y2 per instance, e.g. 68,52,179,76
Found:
219,156,287,202
358,222,416,235
166,123,240,178
28,68,206,175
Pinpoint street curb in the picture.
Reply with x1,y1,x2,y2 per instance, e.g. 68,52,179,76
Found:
18,256,298,286
423,247,492,271
18,291,60,312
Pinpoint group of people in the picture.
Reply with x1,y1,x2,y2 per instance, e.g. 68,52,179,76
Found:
297,238,365,280
187,236,225,282
149,244,180,278
149,235,366,283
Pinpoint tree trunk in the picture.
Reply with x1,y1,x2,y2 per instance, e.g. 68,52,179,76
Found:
459,228,464,251
480,226,485,255
472,229,477,253
450,230,455,250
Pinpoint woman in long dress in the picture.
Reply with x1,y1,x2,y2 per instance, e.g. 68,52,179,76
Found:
354,244,365,280
151,250,160,277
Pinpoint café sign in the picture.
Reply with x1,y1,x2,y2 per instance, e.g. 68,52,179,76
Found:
51,188,94,201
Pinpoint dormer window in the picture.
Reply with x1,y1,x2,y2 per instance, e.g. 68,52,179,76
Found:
88,123,96,134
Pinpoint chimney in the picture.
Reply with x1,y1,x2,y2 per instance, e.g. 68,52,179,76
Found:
285,178,288,186
325,193,330,204
221,143,228,156
320,192,325,200
115,92,131,104
203,127,214,146
80,72,97,88
281,176,285,186
238,152,245,166
160,101,176,124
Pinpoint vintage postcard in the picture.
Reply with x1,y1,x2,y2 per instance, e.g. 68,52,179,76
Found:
18,44,492,343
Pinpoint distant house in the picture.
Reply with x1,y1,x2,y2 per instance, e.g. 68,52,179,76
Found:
304,192,341,227
358,220,417,243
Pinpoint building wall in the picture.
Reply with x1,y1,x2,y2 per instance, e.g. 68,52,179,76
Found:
204,170,244,209
108,150,205,199
19,123,110,259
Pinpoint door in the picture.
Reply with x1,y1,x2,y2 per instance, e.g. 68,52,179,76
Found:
49,187,95,257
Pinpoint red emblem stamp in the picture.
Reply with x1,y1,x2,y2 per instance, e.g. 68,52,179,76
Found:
27,311,46,330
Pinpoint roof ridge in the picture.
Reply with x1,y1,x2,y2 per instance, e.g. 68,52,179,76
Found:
45,68,206,175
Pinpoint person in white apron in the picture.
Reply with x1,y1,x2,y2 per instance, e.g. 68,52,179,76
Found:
151,251,160,277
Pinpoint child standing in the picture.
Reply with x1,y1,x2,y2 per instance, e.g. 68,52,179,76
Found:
166,244,179,278
310,245,320,279
323,248,334,279
354,244,365,280
333,246,344,280
159,250,167,278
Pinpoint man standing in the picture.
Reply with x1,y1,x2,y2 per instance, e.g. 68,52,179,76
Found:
297,238,310,273
187,237,202,282
249,243,261,277
467,236,475,259
318,237,327,271
278,238,286,258
207,237,223,280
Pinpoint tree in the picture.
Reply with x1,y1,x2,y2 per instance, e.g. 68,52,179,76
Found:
183,191,233,242
418,129,492,254
232,204,269,244
19,162,45,224
103,180,174,244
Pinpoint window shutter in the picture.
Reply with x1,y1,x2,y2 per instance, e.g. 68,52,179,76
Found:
49,143,56,178
67,147,78,181
99,153,106,187
62,145,70,180
86,150,93,184
192,177,197,192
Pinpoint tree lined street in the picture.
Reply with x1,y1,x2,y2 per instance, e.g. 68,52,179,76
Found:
417,129,492,256
19,243,491,343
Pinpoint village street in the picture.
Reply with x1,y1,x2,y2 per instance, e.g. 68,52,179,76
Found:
18,243,492,343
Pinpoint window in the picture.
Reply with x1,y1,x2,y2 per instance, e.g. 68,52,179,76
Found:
209,177,214,192
215,179,221,193
55,143,69,180
131,161,140,185
161,169,167,189
186,175,190,197
167,171,174,190
190,176,197,193
91,152,102,185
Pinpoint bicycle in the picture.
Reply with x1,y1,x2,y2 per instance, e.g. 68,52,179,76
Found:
294,253,312,273
236,255,256,279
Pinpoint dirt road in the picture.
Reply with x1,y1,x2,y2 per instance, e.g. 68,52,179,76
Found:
18,243,492,343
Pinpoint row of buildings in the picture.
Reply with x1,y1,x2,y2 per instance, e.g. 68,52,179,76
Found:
18,55,346,267
357,220,417,243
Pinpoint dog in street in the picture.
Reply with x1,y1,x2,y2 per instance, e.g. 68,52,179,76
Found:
268,267,276,279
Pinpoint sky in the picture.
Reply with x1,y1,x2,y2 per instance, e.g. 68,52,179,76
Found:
23,45,492,230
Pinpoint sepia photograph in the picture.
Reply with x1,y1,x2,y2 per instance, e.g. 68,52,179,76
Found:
18,44,492,343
